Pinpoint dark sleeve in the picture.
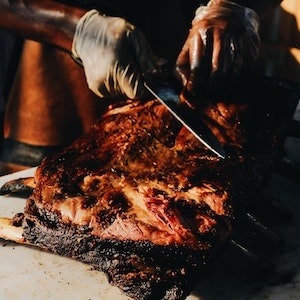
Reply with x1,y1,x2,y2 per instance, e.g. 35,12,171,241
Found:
182,0,283,22
230,0,283,15
183,0,283,16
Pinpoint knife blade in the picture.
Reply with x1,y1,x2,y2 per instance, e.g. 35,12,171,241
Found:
144,79,226,159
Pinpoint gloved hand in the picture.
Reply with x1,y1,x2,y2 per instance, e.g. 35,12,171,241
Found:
176,0,260,96
71,10,159,100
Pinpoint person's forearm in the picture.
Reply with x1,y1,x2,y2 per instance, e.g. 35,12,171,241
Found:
0,0,87,51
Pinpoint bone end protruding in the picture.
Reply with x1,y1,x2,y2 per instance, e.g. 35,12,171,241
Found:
0,217,25,244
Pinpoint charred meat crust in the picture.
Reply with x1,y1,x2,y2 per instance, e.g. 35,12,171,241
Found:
0,177,35,196
23,207,209,300
1,76,297,300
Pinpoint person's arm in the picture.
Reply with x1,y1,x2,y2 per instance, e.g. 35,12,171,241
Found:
0,0,86,51
0,1,160,100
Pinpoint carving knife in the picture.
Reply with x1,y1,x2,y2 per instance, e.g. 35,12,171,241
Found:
144,79,226,159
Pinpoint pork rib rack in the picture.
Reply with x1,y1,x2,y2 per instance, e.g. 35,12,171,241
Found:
0,75,298,299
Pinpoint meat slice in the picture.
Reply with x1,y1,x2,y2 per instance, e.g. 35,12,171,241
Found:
0,75,298,299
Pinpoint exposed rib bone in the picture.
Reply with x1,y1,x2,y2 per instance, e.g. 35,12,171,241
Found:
245,212,283,245
0,217,25,243
228,239,274,274
0,177,35,196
